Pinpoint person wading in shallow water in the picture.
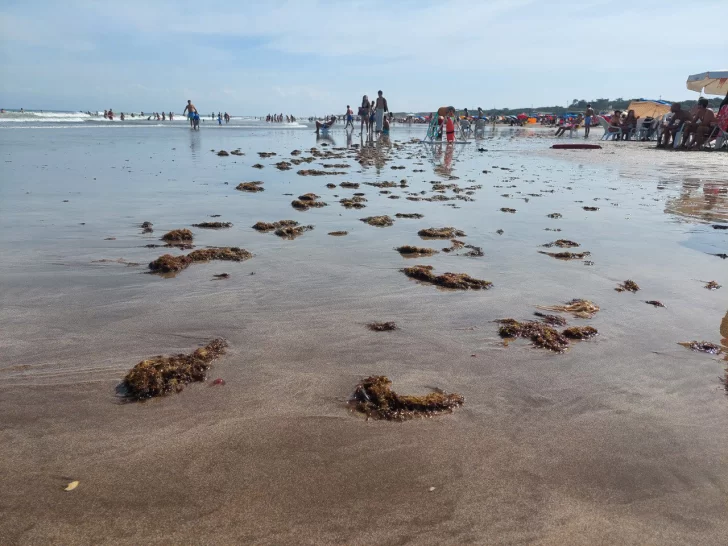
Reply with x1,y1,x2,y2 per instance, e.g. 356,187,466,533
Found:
183,100,198,128
375,90,388,134
584,104,595,138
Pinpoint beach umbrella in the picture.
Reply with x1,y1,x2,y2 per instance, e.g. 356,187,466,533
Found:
516,113,528,120
686,70,728,96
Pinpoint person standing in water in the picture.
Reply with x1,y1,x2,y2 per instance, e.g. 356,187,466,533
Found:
375,90,388,134
183,100,197,128
345,105,354,129
217,113,222,125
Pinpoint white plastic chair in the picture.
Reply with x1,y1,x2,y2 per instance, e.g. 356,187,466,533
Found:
598,117,621,140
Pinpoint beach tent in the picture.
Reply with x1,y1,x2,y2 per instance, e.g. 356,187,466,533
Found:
686,70,728,96
626,99,671,120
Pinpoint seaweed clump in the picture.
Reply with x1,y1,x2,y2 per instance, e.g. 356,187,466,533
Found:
583,206,599,211
236,181,264,192
149,247,252,275
367,322,398,331
162,229,193,242
328,231,348,236
547,213,562,219
500,208,516,213
678,341,722,355
217,150,229,157
192,222,233,229
497,319,570,352
533,312,567,326
562,326,599,339
401,265,492,290
360,215,394,227
350,375,464,421
274,225,313,239
705,281,721,290
395,213,424,219
537,299,600,319
141,221,153,233
292,194,328,210
418,227,465,239
542,240,579,248
252,220,298,232
122,338,228,399
616,280,640,293
645,300,666,308
298,169,345,176
539,251,591,260
340,196,367,209
395,245,439,256
275,161,292,170
340,182,360,189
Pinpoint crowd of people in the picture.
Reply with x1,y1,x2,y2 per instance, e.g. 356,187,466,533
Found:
266,113,296,122
656,95,728,150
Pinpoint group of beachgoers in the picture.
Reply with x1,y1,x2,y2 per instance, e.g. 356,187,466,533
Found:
266,114,296,123
656,94,728,150
100,110,174,121
314,91,391,136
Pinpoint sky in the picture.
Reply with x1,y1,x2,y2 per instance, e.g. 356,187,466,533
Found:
1,0,727,115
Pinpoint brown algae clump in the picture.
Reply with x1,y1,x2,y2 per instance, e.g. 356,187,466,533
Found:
645,300,666,308
217,150,229,157
340,182,360,189
275,161,292,170
252,220,298,232
533,312,568,326
122,339,228,399
500,208,516,213
297,169,345,176
395,213,424,219
547,213,562,219
539,251,591,260
192,222,232,229
583,206,599,211
328,231,349,236
543,240,580,248
418,227,465,238
141,221,154,233
149,247,252,274
402,265,492,290
395,245,439,256
367,322,398,331
236,181,264,192
562,326,599,339
350,375,464,421
616,280,640,293
678,341,722,354
360,215,394,227
537,299,600,319
274,225,313,239
292,193,327,210
340,196,367,209
705,281,721,290
497,319,569,352
162,229,193,242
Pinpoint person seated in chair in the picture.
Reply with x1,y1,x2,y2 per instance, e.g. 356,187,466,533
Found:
681,97,716,149
608,111,623,136
657,103,690,148
620,110,639,140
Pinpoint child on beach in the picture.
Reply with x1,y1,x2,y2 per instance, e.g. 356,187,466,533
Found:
193,112,200,130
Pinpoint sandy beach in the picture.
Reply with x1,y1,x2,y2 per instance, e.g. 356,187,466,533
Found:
1,122,726,545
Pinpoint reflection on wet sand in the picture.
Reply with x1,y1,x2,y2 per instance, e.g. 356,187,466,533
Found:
664,178,728,224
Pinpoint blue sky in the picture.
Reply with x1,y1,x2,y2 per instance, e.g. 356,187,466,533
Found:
1,0,726,115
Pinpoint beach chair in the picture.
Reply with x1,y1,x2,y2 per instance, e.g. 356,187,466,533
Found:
703,106,728,151
598,116,621,140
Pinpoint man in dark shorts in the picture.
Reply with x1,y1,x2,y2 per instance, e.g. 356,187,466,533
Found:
183,100,197,128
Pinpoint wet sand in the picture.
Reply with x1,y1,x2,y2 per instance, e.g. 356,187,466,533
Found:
1,125,727,545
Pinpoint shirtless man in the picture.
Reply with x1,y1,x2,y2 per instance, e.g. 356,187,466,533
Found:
183,100,197,128
584,104,595,138
656,103,690,148
345,105,354,129
682,97,716,149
